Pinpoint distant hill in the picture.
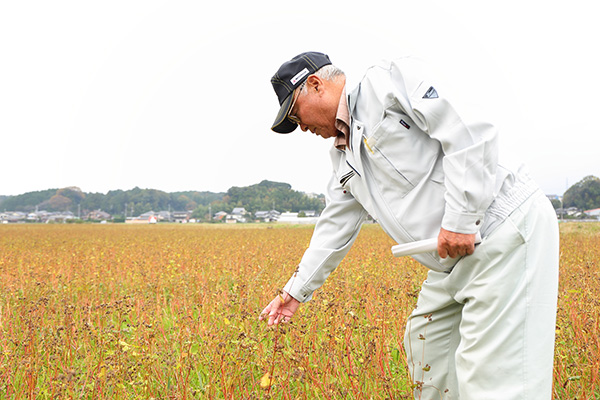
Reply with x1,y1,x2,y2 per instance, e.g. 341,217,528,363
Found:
0,180,325,219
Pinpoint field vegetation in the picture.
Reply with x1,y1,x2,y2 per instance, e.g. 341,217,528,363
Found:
0,223,598,399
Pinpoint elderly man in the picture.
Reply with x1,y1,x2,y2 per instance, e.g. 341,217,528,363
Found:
259,51,559,400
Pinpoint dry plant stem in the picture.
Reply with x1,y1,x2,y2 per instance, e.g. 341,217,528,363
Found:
279,362,293,399
266,324,280,397
378,316,395,400
219,351,228,399
343,329,361,399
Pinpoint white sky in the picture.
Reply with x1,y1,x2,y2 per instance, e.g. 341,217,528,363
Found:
1,0,598,197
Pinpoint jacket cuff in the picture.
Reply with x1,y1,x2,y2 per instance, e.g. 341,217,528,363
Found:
442,209,484,235
283,276,313,303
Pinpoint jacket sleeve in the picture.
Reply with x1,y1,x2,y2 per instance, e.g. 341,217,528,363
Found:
388,58,499,234
283,173,367,303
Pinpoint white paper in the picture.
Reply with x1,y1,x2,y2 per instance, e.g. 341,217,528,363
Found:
391,232,482,257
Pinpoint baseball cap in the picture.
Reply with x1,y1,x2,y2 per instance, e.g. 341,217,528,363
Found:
270,51,332,133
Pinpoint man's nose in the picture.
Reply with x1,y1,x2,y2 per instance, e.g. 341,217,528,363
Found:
299,124,308,132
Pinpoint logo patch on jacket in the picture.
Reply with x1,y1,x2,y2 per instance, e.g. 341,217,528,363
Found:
400,119,410,129
423,86,438,99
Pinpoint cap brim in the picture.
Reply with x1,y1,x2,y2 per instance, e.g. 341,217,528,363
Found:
271,92,298,134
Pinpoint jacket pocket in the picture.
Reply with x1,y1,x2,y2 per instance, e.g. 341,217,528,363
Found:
338,161,358,187
364,107,439,198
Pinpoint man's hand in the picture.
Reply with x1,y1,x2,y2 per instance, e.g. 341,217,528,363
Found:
437,228,476,259
259,290,301,326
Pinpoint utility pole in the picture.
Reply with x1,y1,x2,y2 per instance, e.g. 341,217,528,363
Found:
559,196,563,220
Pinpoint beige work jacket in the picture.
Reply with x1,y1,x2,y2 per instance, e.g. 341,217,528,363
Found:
284,57,533,303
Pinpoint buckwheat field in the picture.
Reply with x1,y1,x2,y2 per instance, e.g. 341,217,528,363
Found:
0,223,598,399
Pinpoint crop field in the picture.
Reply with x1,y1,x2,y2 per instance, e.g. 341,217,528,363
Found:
0,222,598,399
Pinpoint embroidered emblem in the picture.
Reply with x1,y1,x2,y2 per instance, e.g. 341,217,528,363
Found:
400,119,410,129
423,86,439,99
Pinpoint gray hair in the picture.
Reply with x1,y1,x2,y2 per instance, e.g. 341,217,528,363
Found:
298,64,345,95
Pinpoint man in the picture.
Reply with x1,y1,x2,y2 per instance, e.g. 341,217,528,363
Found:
259,51,559,399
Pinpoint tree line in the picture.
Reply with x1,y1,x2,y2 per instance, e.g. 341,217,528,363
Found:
0,180,325,220
4,175,599,221
560,175,600,211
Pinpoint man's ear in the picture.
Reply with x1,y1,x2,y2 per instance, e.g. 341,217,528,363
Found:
305,75,323,94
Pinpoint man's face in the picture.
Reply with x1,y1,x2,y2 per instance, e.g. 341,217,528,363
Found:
288,76,339,139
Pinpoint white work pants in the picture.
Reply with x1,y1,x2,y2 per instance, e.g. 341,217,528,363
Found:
404,190,559,400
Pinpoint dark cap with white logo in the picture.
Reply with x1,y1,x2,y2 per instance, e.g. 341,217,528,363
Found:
270,52,332,133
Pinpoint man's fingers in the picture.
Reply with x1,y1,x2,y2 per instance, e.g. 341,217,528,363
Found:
437,228,477,259
259,296,283,324
258,302,274,321
272,311,292,326
259,309,269,321
438,245,448,259
260,292,298,326
439,245,474,259
259,301,274,320
272,314,281,325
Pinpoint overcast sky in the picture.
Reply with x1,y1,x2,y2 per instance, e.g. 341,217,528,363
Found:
1,0,598,197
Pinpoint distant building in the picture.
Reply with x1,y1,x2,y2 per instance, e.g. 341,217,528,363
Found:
172,211,192,223
157,211,172,222
255,210,281,222
213,211,228,221
230,207,248,223
45,211,76,223
87,209,111,221
126,211,158,224
277,212,319,224
0,211,27,223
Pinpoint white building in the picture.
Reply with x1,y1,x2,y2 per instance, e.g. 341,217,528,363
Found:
277,212,319,224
